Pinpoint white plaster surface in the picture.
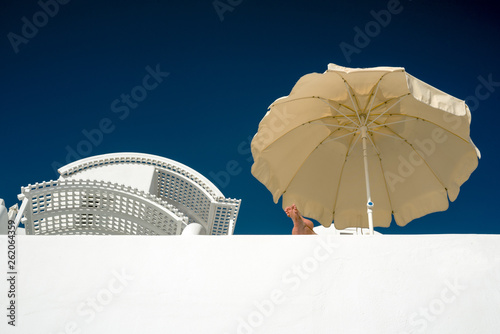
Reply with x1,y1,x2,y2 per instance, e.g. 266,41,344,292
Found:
1,234,500,333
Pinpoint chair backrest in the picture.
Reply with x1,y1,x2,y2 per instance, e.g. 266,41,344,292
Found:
155,167,241,235
19,179,188,235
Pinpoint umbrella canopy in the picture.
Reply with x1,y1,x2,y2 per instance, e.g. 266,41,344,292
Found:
251,63,480,232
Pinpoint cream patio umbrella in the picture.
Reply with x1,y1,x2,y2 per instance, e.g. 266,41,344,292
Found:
251,64,480,234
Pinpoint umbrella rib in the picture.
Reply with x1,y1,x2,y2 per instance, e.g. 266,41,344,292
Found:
367,94,410,127
336,102,358,113
271,96,355,113
323,131,357,144
369,118,417,129
329,71,362,125
280,128,346,198
269,96,316,107
331,131,357,221
343,80,362,125
346,132,362,156
319,123,359,130
382,115,474,145
375,152,396,222
257,115,358,153
366,132,381,155
333,72,362,114
379,123,448,191
364,73,389,120
365,101,396,114
271,95,359,118
318,98,359,126
370,129,406,141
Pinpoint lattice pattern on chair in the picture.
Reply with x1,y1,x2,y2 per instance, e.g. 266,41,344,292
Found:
209,198,241,235
19,180,187,236
156,168,241,235
156,168,213,224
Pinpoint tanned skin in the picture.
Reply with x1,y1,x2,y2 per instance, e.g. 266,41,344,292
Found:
285,204,316,235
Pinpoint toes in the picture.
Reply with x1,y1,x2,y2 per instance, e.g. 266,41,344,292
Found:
285,207,291,217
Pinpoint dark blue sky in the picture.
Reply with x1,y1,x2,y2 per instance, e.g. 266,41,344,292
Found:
1,0,499,234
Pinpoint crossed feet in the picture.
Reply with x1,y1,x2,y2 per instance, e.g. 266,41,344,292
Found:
285,204,316,235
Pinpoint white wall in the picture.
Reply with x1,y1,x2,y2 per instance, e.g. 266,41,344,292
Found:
1,234,500,333
0,199,8,235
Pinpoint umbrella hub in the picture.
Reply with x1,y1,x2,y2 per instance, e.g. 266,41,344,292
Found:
360,125,369,138
359,114,370,129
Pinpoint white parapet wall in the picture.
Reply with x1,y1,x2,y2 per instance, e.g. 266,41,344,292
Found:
1,234,500,333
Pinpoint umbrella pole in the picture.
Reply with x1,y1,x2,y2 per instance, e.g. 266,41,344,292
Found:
360,124,374,235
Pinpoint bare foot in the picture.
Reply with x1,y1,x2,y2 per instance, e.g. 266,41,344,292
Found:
285,204,316,235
